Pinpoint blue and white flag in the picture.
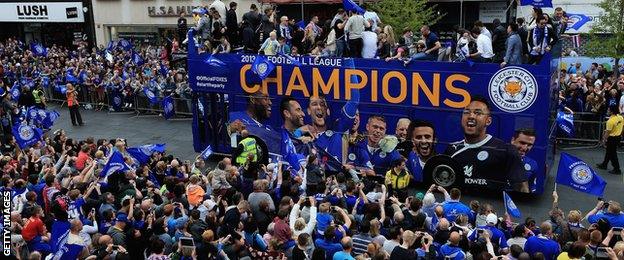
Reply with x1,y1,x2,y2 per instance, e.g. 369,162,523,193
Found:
143,87,159,105
252,55,275,80
200,145,213,160
503,191,521,218
343,0,365,14
119,39,133,51
556,152,606,197
127,144,166,165
159,62,169,76
78,70,87,84
520,0,553,8
66,70,78,83
106,40,117,52
162,96,175,119
41,76,50,88
556,111,574,137
132,50,144,66
111,91,123,111
105,51,114,63
12,122,43,149
100,151,132,179
30,43,47,57
10,82,20,101
566,13,591,31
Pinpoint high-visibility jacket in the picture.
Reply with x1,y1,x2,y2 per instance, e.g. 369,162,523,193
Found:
384,168,411,190
33,89,44,104
236,137,258,164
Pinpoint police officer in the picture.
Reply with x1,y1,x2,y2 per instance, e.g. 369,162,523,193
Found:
597,105,623,174
32,84,46,109
234,130,258,166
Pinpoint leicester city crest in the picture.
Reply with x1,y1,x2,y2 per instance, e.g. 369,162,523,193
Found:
18,125,34,140
146,90,155,99
257,62,268,75
571,164,593,185
488,67,538,113
165,102,174,113
113,96,122,106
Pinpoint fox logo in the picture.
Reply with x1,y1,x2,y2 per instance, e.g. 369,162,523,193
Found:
463,165,473,177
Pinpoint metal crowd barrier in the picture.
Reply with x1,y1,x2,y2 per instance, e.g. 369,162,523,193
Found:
557,111,606,151
43,84,193,119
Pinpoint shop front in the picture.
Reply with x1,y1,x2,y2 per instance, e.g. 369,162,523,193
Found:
0,0,95,48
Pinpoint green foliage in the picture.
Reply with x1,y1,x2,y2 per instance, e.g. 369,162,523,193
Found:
585,0,624,60
368,0,444,32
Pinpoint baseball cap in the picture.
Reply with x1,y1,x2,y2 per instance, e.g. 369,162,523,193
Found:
486,213,498,225
415,192,425,201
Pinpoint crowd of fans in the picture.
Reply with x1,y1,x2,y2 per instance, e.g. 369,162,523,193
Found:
0,37,190,115
3,128,624,260
189,1,582,66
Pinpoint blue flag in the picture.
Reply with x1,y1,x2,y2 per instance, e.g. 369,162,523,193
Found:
280,129,305,172
119,39,133,51
556,111,574,137
111,91,123,111
100,151,132,179
520,0,553,8
200,145,213,160
159,62,169,76
66,70,78,83
10,82,20,101
143,87,159,105
295,21,305,30
78,70,87,84
127,144,166,165
41,76,50,88
30,43,47,57
162,96,175,119
252,55,276,80
132,50,144,66
566,13,591,31
343,0,365,14
12,122,43,149
556,152,606,197
503,191,521,218
106,40,117,52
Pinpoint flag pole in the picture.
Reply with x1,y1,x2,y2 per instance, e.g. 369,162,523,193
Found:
502,191,508,216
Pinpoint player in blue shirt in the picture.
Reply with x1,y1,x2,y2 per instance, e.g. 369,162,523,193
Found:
406,120,437,183
586,200,624,227
524,222,561,259
511,128,540,193
357,115,401,176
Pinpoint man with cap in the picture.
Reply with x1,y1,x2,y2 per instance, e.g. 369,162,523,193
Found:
468,213,509,251
107,212,130,247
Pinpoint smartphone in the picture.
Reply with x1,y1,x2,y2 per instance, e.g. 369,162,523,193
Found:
613,227,623,236
596,247,609,258
423,238,429,244
180,237,195,247
91,208,96,214
112,245,119,250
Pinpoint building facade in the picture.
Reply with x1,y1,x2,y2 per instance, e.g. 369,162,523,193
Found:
0,0,95,48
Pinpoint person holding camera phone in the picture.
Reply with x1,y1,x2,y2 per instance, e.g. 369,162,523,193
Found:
586,199,624,228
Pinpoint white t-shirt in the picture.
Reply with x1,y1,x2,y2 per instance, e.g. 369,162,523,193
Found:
481,27,492,39
209,0,227,24
618,95,624,111
361,31,378,58
363,11,380,31
476,34,495,59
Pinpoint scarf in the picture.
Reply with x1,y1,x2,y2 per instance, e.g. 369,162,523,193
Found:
531,26,548,55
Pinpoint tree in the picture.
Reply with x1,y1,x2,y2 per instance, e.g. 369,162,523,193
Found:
368,0,443,33
585,0,624,77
